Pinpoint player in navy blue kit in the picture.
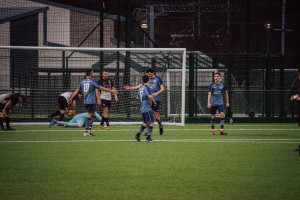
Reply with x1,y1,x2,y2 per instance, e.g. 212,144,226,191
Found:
207,72,230,135
125,68,165,135
134,75,157,142
69,69,101,136
98,69,118,130
0,93,26,131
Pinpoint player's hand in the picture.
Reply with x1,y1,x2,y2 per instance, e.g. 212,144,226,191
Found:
115,96,119,102
97,99,101,105
291,95,299,101
68,99,73,104
207,103,211,109
153,101,157,106
123,85,131,90
226,103,230,107
111,89,118,95
152,92,158,97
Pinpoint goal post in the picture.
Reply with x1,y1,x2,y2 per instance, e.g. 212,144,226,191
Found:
0,46,186,126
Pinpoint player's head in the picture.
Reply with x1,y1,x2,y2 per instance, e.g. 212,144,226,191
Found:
86,69,93,77
18,95,26,103
142,74,150,84
146,68,155,78
213,72,221,83
101,69,109,79
77,91,83,98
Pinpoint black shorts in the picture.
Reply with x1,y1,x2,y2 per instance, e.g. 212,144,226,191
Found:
210,105,225,115
58,96,68,110
101,99,111,109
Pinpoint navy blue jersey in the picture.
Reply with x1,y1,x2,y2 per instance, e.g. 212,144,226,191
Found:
139,85,152,113
149,76,163,101
77,78,99,105
209,81,228,106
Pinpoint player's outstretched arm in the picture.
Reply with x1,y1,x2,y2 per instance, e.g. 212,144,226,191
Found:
124,84,142,90
99,85,118,94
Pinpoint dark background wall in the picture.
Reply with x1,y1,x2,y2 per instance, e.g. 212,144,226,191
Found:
48,0,300,54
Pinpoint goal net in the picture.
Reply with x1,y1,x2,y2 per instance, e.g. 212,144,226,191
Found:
0,46,186,125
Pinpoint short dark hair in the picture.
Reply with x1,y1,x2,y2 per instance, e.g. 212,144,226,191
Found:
146,68,155,73
214,72,221,76
102,69,109,74
86,69,93,76
142,75,149,83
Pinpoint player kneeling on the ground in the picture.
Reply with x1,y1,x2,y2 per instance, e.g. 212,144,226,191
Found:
49,112,102,130
0,93,26,131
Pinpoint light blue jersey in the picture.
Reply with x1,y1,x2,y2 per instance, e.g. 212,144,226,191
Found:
209,81,228,106
139,85,152,113
77,78,99,105
69,112,102,125
149,76,163,101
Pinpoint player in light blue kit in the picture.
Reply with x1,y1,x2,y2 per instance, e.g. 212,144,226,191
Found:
124,68,164,135
146,68,164,135
69,69,101,136
207,72,230,136
134,75,157,142
49,112,102,128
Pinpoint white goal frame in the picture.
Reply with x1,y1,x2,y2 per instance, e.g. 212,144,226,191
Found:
0,46,186,126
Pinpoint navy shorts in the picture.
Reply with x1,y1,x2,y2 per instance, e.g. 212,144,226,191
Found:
210,105,225,115
101,99,111,109
85,104,96,114
142,110,155,125
152,101,160,112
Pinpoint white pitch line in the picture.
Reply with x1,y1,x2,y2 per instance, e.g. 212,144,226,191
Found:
5,128,300,133
0,139,300,144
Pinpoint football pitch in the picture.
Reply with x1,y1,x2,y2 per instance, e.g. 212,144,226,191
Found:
1,123,300,200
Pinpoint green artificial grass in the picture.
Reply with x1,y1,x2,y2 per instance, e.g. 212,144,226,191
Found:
0,124,300,200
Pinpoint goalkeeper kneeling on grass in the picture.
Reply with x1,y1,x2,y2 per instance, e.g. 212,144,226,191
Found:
49,112,102,128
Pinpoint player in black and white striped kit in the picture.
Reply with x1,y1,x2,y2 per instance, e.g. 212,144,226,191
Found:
48,91,82,125
98,69,118,129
